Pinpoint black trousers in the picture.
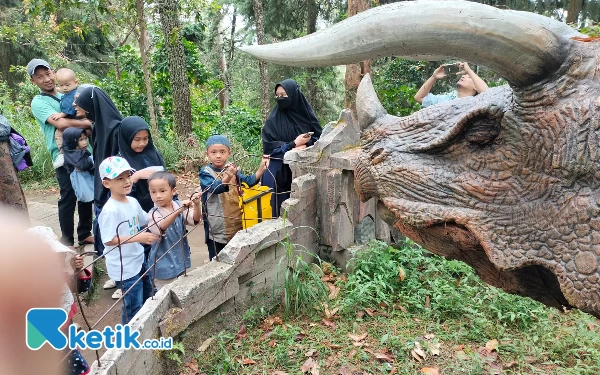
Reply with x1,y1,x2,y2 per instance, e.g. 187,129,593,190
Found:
55,166,93,246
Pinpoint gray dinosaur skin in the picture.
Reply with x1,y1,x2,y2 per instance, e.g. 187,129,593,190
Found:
242,1,600,317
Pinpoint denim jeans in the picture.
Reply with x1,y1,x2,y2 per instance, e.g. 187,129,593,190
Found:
56,166,93,246
116,260,154,324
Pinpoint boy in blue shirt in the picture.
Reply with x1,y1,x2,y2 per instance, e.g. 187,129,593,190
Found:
199,135,267,260
147,171,201,288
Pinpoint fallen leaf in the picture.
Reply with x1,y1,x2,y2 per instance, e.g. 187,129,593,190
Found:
237,357,256,365
398,267,406,281
197,337,214,352
305,349,317,357
347,332,368,342
429,342,441,356
389,366,397,375
411,350,423,362
272,371,290,375
453,344,465,351
324,305,339,319
374,352,394,362
236,325,247,340
269,339,277,348
424,296,430,309
322,318,337,329
295,332,307,341
356,310,365,319
337,365,352,375
485,339,499,353
300,357,318,373
424,334,435,340
421,367,440,375
503,361,518,369
321,275,332,282
327,283,340,300
488,362,502,374
364,308,375,317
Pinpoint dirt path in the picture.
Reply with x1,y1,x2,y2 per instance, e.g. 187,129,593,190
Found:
26,184,209,365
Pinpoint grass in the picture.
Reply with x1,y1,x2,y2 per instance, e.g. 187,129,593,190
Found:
181,240,600,375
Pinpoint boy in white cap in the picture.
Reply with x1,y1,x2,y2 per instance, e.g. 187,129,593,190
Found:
97,156,159,324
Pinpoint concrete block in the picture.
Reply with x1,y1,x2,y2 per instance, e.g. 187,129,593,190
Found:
330,148,361,171
160,261,239,337
218,218,293,266
88,359,117,375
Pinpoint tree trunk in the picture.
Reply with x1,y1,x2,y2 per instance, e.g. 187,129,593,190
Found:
252,0,270,122
157,0,193,136
344,0,371,115
136,0,159,133
216,7,229,114
0,142,27,213
305,0,318,108
566,0,584,25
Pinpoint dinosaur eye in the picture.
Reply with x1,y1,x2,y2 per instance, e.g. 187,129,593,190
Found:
464,114,501,145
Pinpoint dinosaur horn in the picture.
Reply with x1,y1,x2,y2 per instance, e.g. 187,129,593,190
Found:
239,0,578,87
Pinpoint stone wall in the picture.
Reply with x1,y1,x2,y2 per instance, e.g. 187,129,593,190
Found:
88,110,393,375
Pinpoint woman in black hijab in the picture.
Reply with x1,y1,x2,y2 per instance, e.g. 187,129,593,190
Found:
74,86,122,209
75,86,122,257
117,116,165,212
262,79,322,217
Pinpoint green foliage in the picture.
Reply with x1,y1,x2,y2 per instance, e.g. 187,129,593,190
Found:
341,240,549,330
213,104,262,151
372,58,422,116
275,238,329,318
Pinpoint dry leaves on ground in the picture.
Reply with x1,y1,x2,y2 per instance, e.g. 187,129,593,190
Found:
300,357,319,374
235,324,247,340
421,367,440,375
322,318,337,329
197,337,214,353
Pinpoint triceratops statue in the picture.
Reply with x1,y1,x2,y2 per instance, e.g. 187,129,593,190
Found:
241,1,600,318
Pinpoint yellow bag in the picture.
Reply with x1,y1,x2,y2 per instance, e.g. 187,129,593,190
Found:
239,183,273,229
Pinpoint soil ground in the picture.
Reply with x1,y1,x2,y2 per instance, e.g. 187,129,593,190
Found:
25,177,208,365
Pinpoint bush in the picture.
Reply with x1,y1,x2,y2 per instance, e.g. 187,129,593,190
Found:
341,240,548,330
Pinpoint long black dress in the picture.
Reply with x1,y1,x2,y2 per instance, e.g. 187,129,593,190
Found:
261,79,322,217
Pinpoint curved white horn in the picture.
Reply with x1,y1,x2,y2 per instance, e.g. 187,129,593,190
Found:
240,0,577,86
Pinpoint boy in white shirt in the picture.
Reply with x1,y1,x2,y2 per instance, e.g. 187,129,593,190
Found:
98,156,159,324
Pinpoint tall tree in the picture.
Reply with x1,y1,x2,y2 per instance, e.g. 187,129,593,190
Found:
216,6,230,113
157,0,193,135
567,0,585,25
252,0,270,122
305,0,318,106
344,0,371,114
136,0,158,133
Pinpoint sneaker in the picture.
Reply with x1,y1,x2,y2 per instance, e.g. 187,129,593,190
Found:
103,279,116,290
112,289,123,300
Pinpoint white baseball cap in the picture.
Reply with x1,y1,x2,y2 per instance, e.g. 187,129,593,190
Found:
99,156,135,180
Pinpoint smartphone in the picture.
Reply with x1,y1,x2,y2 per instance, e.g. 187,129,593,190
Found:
444,64,460,75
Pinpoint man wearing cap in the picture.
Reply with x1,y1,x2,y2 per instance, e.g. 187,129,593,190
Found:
28,58,94,247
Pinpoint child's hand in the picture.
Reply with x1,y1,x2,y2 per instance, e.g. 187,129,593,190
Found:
137,232,160,245
49,113,67,121
259,157,269,172
190,192,201,204
181,199,193,208
70,254,84,271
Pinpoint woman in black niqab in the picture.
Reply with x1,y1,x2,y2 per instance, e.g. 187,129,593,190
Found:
261,79,322,217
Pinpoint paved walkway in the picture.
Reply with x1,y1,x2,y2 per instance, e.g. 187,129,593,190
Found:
26,191,209,365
